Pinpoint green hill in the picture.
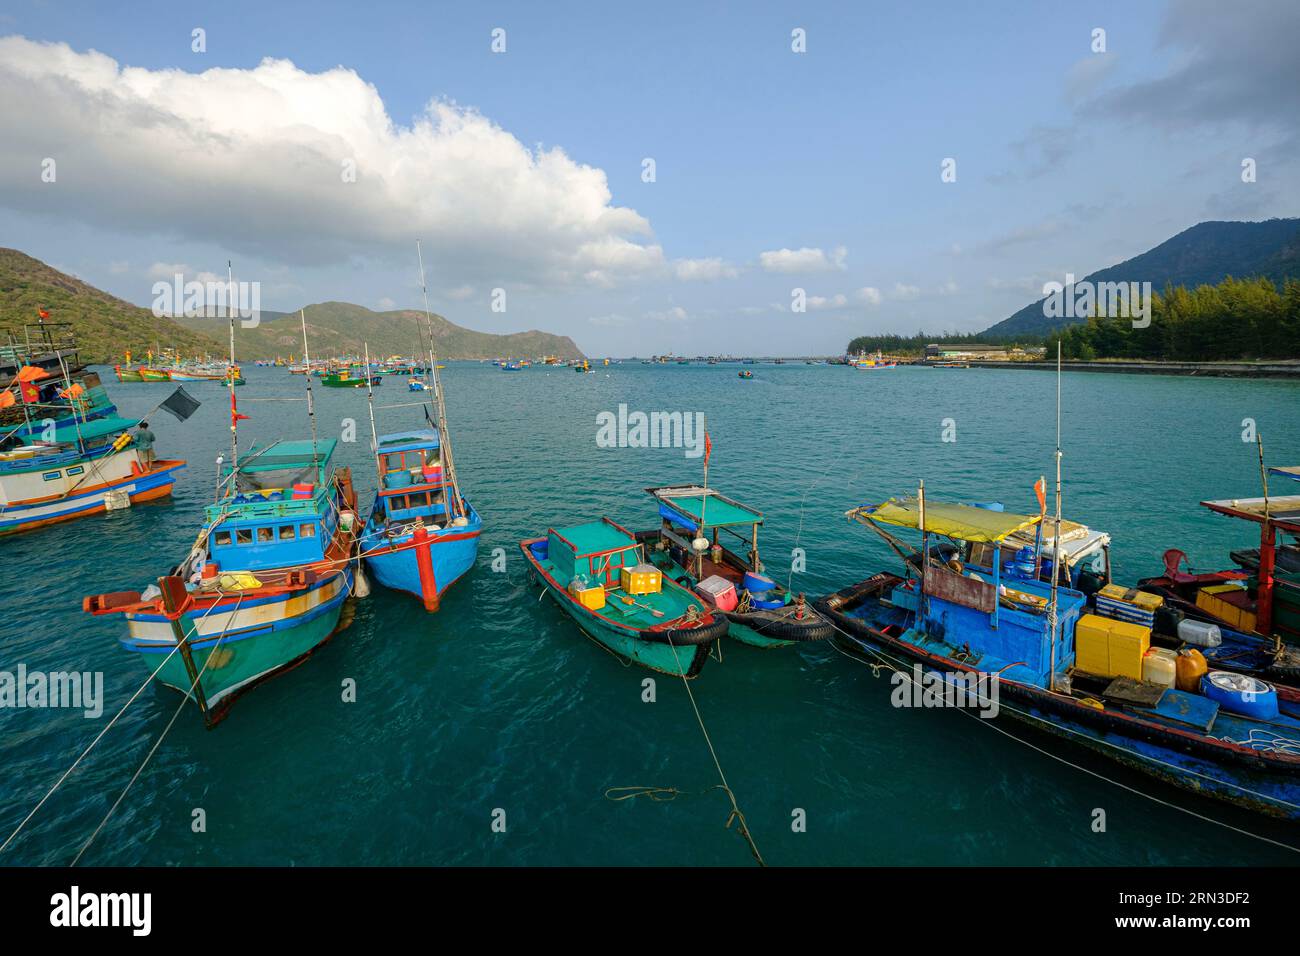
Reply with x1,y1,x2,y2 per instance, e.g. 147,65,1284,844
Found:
0,248,222,364
174,300,584,361
985,218,1300,336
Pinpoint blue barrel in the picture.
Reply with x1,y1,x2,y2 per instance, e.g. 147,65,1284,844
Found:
743,571,776,593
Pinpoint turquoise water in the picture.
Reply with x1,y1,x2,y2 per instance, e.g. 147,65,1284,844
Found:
2,362,1299,866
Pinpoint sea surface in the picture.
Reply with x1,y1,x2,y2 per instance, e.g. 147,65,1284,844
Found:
2,361,1299,866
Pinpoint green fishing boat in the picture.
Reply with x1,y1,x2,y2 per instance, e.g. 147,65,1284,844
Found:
521,517,728,677
321,370,382,388
635,484,834,647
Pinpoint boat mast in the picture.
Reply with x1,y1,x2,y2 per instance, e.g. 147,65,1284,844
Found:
226,261,238,475
1047,341,1063,691
363,341,380,470
415,240,462,520
300,309,319,471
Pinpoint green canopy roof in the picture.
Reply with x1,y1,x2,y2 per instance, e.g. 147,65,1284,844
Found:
229,439,336,474
23,415,138,446
648,485,763,529
850,497,1042,544
551,519,636,557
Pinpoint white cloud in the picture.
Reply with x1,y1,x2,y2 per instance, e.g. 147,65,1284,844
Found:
856,286,882,306
377,296,396,310
446,285,475,301
673,257,740,281
758,245,847,274
647,305,689,323
806,294,848,311
0,37,679,290
936,280,959,296
588,313,631,327
891,283,921,301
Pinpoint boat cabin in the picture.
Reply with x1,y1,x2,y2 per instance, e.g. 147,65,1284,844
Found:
537,518,643,590
646,484,764,583
852,497,1087,687
374,430,449,527
203,439,339,572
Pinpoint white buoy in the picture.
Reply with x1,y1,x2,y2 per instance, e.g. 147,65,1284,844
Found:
353,565,371,598
692,536,709,552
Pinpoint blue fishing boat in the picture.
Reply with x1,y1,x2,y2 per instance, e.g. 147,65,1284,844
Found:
817,493,1300,819
636,484,833,647
360,429,482,610
84,439,360,725
358,246,482,611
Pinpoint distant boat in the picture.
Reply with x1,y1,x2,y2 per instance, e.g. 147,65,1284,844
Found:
738,369,753,379
322,371,381,388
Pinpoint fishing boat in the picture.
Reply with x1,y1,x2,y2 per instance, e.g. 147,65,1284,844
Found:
1138,470,1300,646
574,359,593,373
521,517,728,677
84,439,359,724
139,367,172,382
817,492,1300,820
407,378,427,391
854,351,897,370
738,369,753,379
321,369,381,388
636,484,833,647
114,365,145,383
360,430,481,610
0,415,184,534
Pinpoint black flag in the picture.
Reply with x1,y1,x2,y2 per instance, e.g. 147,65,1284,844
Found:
159,386,201,422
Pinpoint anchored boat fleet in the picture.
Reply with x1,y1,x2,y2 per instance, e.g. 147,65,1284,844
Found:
5,273,1300,830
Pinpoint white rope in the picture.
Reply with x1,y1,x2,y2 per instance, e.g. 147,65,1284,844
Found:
71,593,247,866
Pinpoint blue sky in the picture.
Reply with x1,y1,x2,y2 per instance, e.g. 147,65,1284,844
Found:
1,0,1296,355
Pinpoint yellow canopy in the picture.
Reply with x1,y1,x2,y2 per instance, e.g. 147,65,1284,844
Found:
848,497,1042,544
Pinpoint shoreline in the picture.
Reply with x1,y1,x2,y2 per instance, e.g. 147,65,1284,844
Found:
956,359,1300,379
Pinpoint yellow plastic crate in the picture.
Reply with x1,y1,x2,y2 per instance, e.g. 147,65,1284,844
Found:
1196,584,1257,633
574,585,606,610
1097,583,1163,613
1074,614,1112,677
619,563,662,596
1107,619,1151,680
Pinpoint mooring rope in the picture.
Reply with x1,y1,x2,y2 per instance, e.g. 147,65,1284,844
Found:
821,614,1300,855
71,592,248,866
639,635,766,866
0,591,231,857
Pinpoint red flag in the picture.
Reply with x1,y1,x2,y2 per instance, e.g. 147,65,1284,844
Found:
19,380,40,403
704,431,712,466
37,307,49,319
230,391,250,425
1034,477,1046,515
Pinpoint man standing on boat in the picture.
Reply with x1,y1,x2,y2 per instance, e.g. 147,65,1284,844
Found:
135,421,156,470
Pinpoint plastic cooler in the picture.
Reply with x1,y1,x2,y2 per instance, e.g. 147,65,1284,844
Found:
695,575,738,612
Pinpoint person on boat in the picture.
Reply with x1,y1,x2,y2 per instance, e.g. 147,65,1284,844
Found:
135,421,156,469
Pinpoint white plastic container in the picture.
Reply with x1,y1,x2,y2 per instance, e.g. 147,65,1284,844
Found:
1142,647,1178,688
1177,618,1222,648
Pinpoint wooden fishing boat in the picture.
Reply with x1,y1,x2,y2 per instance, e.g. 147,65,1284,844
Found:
321,371,381,387
114,365,145,383
0,415,184,534
139,367,171,382
854,352,897,370
521,517,728,677
361,430,481,610
636,484,832,647
1138,474,1300,646
84,439,358,725
818,494,1300,820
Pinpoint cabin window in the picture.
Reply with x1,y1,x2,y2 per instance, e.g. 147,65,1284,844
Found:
279,525,297,540
236,529,253,545
214,531,232,547
384,453,403,471
299,523,317,538
257,527,274,543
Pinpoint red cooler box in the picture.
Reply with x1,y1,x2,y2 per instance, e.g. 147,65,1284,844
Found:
695,574,738,612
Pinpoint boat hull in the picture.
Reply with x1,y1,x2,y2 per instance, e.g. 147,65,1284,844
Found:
362,509,482,610
120,568,353,714
818,575,1300,820
0,455,185,535
520,539,724,678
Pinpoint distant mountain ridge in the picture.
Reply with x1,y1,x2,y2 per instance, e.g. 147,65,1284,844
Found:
0,248,221,364
0,249,583,363
985,218,1300,336
173,301,584,361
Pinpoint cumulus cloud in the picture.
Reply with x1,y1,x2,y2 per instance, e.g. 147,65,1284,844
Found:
758,245,847,274
856,286,883,306
673,257,740,281
805,294,848,311
0,36,709,290
891,283,921,301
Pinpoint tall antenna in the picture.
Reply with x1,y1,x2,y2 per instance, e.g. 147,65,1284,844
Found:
415,240,462,520
1047,340,1063,691
363,341,379,462
301,309,319,470
226,261,238,474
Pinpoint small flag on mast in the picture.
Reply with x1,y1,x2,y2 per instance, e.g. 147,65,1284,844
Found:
704,431,712,467
230,390,249,425
1034,476,1047,515
159,386,201,422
